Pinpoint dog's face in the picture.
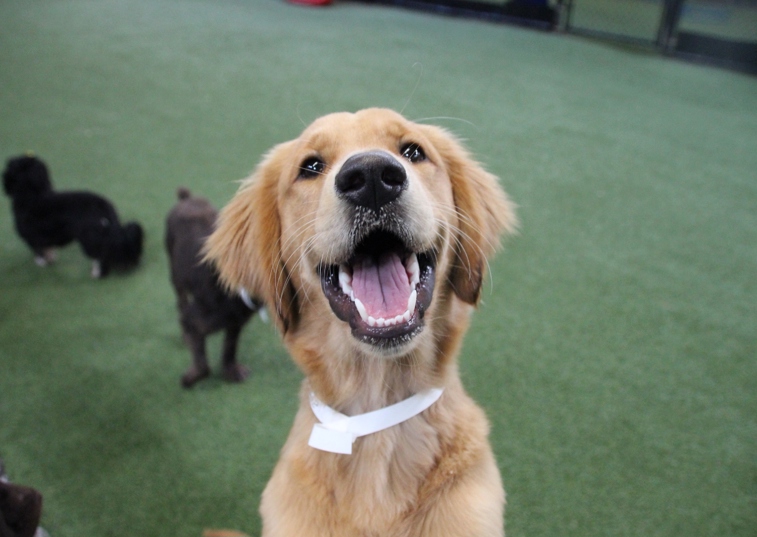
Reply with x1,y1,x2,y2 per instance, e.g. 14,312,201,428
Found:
207,109,515,360
2,155,52,198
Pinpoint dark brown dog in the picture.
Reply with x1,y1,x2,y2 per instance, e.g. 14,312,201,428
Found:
165,188,259,388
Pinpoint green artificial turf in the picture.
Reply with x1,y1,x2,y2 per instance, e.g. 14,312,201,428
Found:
1,1,755,536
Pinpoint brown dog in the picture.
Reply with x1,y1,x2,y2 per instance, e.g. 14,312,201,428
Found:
165,188,259,388
205,109,516,536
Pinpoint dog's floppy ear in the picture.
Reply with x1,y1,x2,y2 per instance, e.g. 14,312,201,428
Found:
205,142,299,333
420,125,517,305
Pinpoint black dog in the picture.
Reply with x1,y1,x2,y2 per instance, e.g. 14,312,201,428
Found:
165,188,259,388
2,154,143,278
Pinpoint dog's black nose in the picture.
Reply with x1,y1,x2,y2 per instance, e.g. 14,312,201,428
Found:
335,151,407,211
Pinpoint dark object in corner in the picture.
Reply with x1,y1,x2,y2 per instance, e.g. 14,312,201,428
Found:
0,467,43,537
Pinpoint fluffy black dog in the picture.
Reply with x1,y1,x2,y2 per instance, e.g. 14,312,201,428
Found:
2,154,143,278
165,188,260,388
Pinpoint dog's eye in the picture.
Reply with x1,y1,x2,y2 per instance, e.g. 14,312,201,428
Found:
298,157,326,180
401,143,426,164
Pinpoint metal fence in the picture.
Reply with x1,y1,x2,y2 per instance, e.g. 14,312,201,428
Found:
364,0,757,74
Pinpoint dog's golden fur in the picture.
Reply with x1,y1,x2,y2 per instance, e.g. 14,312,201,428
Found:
206,108,516,536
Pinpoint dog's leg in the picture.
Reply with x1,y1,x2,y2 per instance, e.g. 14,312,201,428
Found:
176,293,212,387
34,248,56,267
220,325,249,383
400,448,505,537
90,260,102,279
181,330,211,388
178,304,210,388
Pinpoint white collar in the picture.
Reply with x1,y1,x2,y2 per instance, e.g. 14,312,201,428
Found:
238,287,256,309
308,387,444,455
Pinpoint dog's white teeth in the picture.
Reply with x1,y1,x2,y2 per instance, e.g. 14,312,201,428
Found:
361,311,414,327
407,289,417,315
370,315,405,328
339,264,353,295
354,298,369,322
349,265,417,327
355,290,416,327
405,253,420,288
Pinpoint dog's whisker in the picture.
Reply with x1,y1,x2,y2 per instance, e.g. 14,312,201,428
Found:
426,202,480,271
400,62,424,116
281,215,319,249
280,225,325,311
413,197,503,300
435,202,502,263
412,116,478,130
279,215,318,273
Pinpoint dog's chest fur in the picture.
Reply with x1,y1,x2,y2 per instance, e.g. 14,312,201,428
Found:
260,380,493,536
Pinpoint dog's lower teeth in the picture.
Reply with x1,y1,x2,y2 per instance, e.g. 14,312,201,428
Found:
367,315,406,328
361,310,413,328
361,310,412,328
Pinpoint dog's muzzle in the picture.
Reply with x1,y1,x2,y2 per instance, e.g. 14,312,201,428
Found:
319,151,436,351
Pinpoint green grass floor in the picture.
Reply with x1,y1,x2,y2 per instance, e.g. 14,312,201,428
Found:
1,1,756,536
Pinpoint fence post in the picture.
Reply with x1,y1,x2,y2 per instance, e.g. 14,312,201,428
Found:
657,0,685,50
556,0,573,32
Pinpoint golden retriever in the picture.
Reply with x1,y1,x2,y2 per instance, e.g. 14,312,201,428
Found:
205,108,517,536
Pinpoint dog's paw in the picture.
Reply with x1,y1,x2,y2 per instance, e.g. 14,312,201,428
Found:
222,364,250,384
90,260,102,279
35,249,56,267
181,366,211,388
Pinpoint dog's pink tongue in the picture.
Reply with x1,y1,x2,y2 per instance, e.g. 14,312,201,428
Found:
352,252,410,319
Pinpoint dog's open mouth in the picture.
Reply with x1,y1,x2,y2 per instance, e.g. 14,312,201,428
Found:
319,230,436,349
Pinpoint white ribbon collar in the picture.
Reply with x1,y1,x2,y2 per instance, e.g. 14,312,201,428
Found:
308,387,444,455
